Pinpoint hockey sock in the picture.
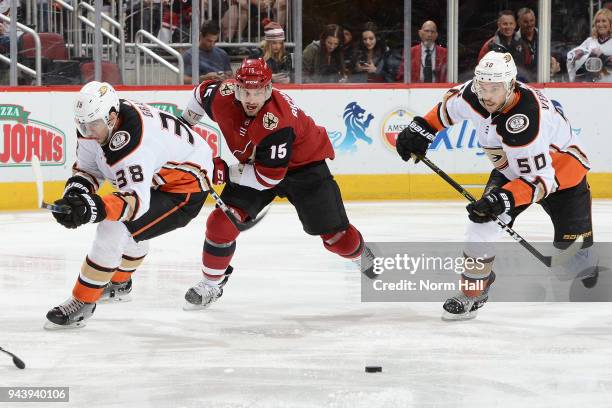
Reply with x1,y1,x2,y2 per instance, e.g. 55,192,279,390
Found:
321,224,364,260
202,207,244,282
72,257,116,303
460,254,494,298
111,254,146,283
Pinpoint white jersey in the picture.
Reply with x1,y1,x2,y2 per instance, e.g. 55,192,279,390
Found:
567,36,612,82
425,81,589,207
70,99,213,222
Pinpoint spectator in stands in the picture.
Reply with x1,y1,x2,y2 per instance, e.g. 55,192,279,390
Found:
396,20,447,83
157,0,200,44
302,23,347,83
515,7,537,81
477,10,523,63
221,0,287,42
182,20,233,84
250,19,292,83
515,7,561,82
350,22,388,83
567,8,612,82
0,0,23,55
341,26,356,69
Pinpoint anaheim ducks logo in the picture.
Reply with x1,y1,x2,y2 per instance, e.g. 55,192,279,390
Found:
99,85,108,96
109,130,131,151
505,114,529,134
219,82,234,96
263,112,279,130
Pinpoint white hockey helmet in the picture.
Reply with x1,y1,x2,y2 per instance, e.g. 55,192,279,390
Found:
474,51,517,90
74,81,120,143
473,51,517,110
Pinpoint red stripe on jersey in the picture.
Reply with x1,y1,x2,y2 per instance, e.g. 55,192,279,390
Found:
254,165,287,187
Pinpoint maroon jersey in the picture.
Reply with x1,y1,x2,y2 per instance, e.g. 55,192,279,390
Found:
184,79,335,189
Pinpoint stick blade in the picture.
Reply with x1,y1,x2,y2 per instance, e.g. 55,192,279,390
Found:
30,155,44,208
235,204,271,231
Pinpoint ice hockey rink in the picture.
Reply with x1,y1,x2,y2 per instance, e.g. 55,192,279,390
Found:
1,200,612,408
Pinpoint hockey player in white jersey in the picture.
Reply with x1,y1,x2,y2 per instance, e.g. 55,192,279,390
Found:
396,51,596,320
45,81,215,329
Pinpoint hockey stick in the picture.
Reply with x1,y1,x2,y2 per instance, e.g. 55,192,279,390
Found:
0,346,25,369
413,154,583,267
32,155,265,230
201,175,269,232
31,156,71,214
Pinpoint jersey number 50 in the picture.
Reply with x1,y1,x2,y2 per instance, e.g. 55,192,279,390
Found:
516,153,546,174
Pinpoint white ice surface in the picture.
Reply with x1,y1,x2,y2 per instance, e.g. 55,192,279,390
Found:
1,201,612,408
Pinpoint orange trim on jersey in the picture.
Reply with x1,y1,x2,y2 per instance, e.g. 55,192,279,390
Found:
501,90,521,114
131,193,191,238
551,151,589,190
103,194,128,221
423,105,444,131
504,178,535,207
157,167,203,193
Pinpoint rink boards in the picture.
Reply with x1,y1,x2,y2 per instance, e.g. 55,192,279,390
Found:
0,84,610,209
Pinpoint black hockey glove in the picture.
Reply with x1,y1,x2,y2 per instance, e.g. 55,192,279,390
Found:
396,116,437,163
63,175,95,197
466,188,515,223
52,193,106,229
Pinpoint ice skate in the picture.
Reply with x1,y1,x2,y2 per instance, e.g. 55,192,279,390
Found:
183,266,233,311
354,244,377,279
442,272,496,321
44,297,96,330
99,279,133,302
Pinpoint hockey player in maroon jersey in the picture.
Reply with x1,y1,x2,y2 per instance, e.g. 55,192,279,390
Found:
180,58,374,309
396,51,597,320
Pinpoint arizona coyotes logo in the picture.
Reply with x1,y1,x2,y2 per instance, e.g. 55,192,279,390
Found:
263,112,279,130
219,83,234,96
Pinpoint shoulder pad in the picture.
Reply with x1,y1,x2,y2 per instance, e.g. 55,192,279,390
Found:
460,80,489,118
493,88,540,147
102,100,143,166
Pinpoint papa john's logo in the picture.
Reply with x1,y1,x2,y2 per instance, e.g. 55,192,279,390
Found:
0,104,66,167
380,108,417,152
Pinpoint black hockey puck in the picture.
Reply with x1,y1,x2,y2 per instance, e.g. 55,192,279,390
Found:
365,366,382,373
